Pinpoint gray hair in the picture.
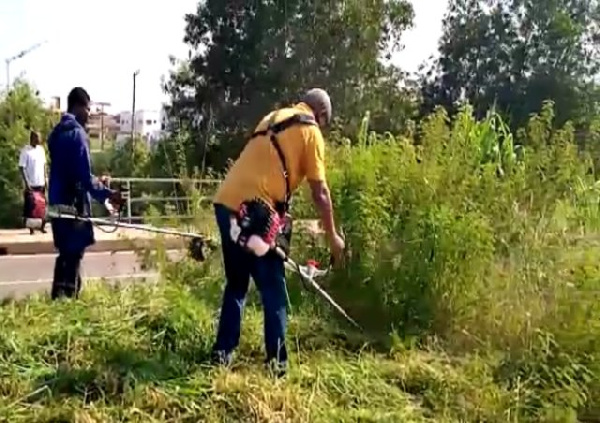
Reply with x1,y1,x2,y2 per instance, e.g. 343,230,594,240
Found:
301,88,332,124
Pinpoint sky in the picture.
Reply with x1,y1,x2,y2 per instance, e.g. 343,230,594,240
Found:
0,0,447,114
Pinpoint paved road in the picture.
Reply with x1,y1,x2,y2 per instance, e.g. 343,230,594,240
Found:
0,220,323,300
0,250,179,300
0,226,188,255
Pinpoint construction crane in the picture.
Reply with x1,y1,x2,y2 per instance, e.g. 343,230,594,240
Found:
5,41,47,89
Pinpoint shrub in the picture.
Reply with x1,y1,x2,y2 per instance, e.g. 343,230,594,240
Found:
289,101,600,420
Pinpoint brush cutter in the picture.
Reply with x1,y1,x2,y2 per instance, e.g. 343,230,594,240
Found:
47,206,362,331
46,205,211,261
228,215,361,330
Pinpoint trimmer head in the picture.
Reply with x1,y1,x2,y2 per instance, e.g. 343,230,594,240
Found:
287,259,331,285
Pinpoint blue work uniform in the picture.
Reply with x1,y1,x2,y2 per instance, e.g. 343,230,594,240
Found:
47,113,112,299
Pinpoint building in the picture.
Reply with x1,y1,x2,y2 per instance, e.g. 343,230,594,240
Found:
45,96,61,111
116,109,164,148
87,111,120,144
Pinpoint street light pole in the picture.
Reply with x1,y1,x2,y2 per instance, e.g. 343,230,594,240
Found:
131,70,140,146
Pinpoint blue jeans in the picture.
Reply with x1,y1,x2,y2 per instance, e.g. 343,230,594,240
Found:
212,203,288,365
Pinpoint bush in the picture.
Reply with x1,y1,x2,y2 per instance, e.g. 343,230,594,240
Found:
292,101,600,420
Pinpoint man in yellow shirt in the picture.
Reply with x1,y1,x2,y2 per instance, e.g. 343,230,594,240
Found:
211,88,345,375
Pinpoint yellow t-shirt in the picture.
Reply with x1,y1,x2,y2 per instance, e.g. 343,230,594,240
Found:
213,102,326,211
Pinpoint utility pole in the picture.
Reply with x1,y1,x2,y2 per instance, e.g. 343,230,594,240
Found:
131,70,140,147
5,41,46,90
93,101,111,150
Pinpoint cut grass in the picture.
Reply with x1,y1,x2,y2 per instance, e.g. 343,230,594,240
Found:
0,271,574,423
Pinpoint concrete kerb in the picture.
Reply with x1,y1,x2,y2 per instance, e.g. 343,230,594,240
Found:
0,231,187,256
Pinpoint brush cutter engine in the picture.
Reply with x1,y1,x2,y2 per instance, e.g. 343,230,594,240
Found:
230,199,293,257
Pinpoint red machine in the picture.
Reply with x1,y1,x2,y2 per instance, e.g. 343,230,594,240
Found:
24,190,47,229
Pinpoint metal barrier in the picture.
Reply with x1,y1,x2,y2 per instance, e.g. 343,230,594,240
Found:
106,177,221,223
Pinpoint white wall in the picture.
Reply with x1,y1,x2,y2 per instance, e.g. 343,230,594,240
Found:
116,109,166,148
119,110,163,135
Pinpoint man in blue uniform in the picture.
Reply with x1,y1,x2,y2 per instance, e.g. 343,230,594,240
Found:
47,87,122,300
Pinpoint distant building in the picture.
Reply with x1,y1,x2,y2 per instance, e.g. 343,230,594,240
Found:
87,111,120,143
42,98,119,146
46,96,61,111
115,106,169,148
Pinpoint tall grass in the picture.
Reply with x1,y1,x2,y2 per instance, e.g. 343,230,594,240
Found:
0,277,529,422
314,101,600,420
1,101,599,421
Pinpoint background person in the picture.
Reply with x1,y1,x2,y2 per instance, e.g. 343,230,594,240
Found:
19,130,47,234
47,87,123,300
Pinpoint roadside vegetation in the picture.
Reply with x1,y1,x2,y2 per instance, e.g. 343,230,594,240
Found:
1,103,599,422
1,0,599,420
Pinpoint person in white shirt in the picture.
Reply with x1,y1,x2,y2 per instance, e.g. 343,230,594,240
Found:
19,130,48,234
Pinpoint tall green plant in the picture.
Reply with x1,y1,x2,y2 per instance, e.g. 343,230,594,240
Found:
304,101,600,419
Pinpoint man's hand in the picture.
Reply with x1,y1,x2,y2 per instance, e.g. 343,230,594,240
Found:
99,174,111,185
308,179,345,264
107,190,125,211
329,232,346,266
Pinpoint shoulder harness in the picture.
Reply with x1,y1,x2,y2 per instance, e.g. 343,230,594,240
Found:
248,112,317,214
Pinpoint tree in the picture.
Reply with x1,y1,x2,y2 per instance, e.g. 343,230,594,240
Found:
421,0,600,130
164,0,417,172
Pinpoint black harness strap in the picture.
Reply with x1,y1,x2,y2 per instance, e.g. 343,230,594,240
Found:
249,113,317,214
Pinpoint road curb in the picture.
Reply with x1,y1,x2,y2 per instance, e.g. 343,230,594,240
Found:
0,235,186,256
